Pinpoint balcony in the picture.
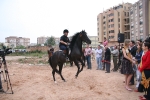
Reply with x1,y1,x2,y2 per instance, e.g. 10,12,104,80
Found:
124,30,130,32
124,23,129,25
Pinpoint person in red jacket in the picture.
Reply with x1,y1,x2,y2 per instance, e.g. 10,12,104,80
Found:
138,38,150,100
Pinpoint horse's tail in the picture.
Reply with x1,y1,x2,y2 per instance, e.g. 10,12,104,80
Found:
48,50,53,67
49,57,52,67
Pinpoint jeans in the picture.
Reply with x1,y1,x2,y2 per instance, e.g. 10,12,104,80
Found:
59,45,67,50
136,70,142,88
86,55,91,69
0,75,2,89
106,63,110,72
96,57,102,69
113,56,117,71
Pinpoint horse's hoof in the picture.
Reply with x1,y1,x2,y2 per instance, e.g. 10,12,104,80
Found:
75,75,78,78
63,80,66,82
54,81,57,84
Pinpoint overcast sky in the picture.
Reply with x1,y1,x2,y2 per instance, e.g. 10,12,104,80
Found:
0,0,137,43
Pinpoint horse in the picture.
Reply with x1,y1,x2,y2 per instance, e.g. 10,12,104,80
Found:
48,30,91,83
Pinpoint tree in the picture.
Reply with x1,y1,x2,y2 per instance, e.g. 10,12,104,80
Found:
45,36,56,46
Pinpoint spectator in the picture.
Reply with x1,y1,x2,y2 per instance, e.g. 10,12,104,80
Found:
104,45,111,73
111,45,119,71
138,38,150,100
129,40,137,85
121,39,135,91
84,44,92,69
134,43,143,92
0,58,4,92
95,45,103,70
103,37,108,47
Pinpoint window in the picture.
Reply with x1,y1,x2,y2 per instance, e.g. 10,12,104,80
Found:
97,18,99,21
131,37,134,40
118,24,120,28
103,22,105,24
140,19,143,25
131,23,134,28
111,24,114,28
118,18,120,22
131,31,134,35
140,27,143,33
139,11,143,17
139,5,142,9
130,11,133,15
98,32,99,35
130,17,133,22
103,27,106,30
124,12,126,16
118,12,120,16
111,19,114,22
136,36,138,40
97,28,99,31
104,32,106,35
140,35,143,40
108,13,114,17
124,6,126,10
135,14,137,17
140,1,142,6
103,16,105,19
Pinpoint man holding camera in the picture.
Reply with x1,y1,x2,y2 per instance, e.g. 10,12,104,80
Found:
0,58,4,92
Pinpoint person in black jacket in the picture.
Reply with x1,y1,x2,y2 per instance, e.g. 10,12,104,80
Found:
0,58,4,92
129,40,137,85
104,46,111,73
59,29,70,61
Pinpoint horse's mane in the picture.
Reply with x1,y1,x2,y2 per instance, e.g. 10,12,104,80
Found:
69,32,80,50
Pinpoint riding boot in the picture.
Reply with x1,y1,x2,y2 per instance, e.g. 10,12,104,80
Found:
63,50,69,61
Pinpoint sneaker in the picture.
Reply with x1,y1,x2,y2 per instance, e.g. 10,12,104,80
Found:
66,57,69,61
0,88,4,92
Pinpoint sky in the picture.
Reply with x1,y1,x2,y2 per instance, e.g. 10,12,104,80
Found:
0,0,137,43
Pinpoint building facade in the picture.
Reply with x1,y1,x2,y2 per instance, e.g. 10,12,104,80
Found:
37,36,60,46
130,0,150,41
5,36,30,48
88,36,99,48
97,3,132,46
37,36,49,45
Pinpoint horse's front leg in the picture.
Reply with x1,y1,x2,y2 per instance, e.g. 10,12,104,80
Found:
74,59,80,78
78,58,85,72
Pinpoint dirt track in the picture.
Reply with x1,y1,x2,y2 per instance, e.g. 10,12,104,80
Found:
0,56,143,100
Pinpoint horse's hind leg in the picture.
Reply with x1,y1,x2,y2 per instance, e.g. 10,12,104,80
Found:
52,69,56,83
52,65,57,83
59,64,66,82
74,59,80,78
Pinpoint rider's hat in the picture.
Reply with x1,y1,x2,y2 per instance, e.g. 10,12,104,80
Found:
63,29,69,33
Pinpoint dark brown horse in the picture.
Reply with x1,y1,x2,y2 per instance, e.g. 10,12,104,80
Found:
48,30,91,83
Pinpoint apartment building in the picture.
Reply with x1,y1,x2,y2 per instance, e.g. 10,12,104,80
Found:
88,36,99,48
97,3,132,46
130,0,150,41
37,36,49,45
37,36,60,45
5,36,30,48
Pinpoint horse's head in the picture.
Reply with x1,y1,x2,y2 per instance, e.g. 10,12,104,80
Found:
79,30,91,44
47,48,54,58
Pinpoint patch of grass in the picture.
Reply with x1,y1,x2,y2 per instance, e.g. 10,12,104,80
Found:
9,50,47,57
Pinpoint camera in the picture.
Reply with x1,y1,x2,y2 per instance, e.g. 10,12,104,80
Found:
0,48,12,57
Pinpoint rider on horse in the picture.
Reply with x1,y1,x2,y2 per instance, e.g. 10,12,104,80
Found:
59,29,70,61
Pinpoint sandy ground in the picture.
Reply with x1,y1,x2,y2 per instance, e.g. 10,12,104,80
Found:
0,56,144,100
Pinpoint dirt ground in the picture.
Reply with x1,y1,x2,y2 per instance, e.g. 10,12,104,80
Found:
0,56,143,100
